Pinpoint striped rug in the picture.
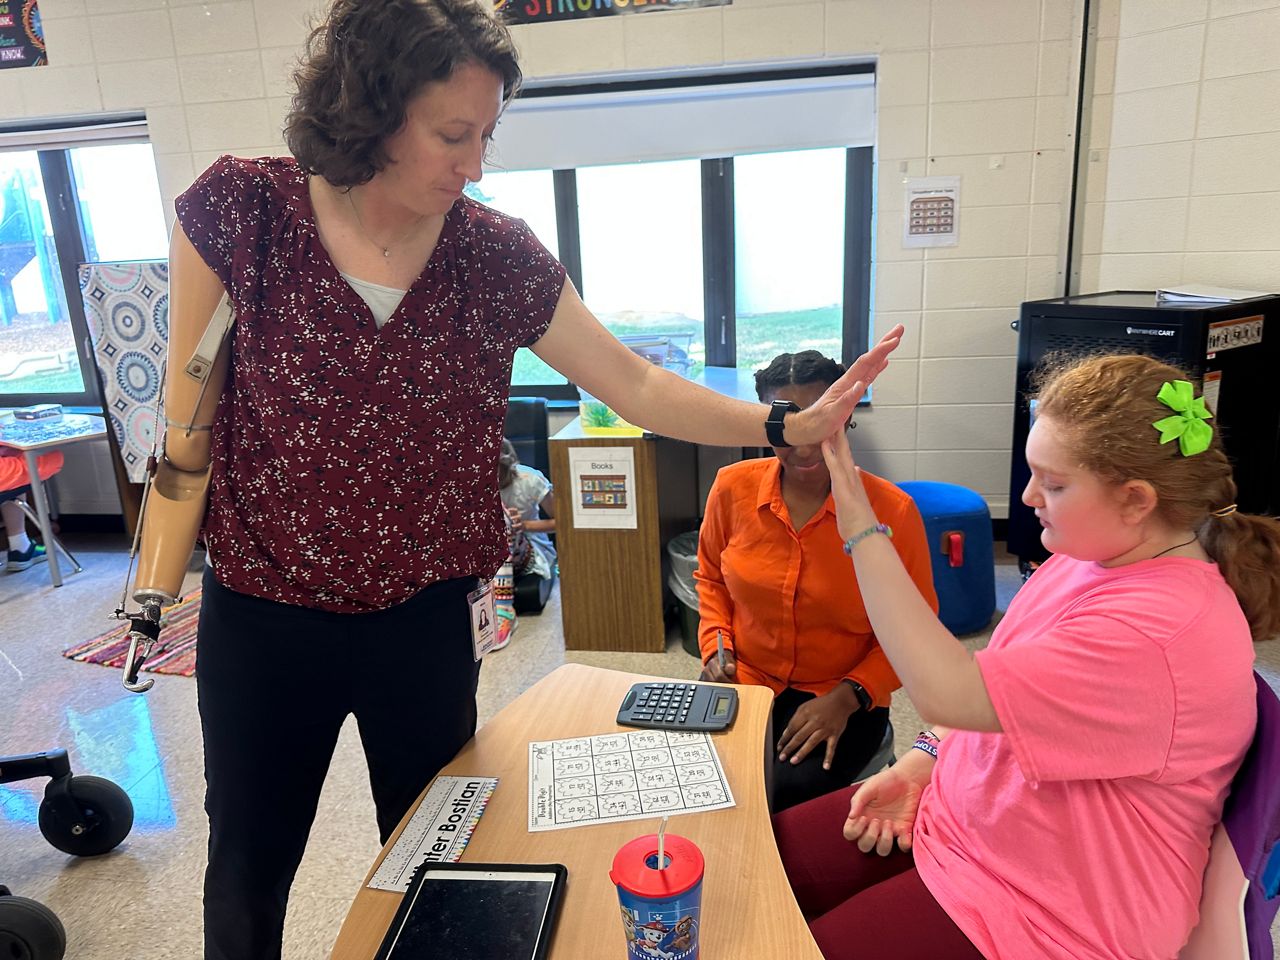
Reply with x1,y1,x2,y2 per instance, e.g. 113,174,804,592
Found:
62,589,201,678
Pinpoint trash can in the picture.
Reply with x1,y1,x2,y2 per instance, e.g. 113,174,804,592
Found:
666,531,701,657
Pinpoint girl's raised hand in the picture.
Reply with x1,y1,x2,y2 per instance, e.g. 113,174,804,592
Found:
820,417,877,540
785,326,903,446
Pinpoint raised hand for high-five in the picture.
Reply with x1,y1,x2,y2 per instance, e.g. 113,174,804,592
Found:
820,419,879,541
784,326,903,447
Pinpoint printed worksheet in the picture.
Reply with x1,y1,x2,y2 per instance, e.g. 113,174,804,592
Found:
528,730,735,831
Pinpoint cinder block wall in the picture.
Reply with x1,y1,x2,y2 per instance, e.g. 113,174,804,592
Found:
23,0,1086,517
1082,0,1280,298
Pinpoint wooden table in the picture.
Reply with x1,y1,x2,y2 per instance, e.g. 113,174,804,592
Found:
0,413,106,586
331,664,822,959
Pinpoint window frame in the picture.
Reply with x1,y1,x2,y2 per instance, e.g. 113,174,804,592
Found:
510,170,582,400
0,114,159,409
509,144,873,397
0,149,101,409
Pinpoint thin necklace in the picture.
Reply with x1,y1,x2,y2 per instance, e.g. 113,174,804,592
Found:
346,189,425,259
1151,536,1197,560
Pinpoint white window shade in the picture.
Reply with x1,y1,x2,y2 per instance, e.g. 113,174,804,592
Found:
488,70,875,172
0,113,150,154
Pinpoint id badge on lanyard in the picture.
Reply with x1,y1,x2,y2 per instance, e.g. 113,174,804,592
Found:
467,579,498,661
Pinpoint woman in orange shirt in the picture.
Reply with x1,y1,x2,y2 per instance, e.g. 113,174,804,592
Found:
696,351,937,811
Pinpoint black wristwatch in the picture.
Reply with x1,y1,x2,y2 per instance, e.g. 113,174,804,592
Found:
841,679,873,712
765,399,800,447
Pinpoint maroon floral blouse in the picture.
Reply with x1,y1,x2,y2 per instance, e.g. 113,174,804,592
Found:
175,156,566,612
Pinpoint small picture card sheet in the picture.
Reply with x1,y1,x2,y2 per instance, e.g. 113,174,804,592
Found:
528,729,735,831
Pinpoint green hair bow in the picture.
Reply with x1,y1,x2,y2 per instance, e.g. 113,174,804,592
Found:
1152,380,1213,457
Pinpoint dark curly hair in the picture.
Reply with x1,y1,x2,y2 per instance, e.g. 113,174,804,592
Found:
754,350,847,401
285,0,522,188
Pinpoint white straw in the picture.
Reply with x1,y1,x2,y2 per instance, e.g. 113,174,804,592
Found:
657,815,669,870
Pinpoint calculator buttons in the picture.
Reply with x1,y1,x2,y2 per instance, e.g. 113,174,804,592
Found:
617,681,738,731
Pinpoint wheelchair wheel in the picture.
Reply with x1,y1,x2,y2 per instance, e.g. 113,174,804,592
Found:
0,889,66,960
38,776,134,857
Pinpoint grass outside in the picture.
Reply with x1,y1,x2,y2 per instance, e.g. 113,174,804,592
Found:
0,313,88,395
1,303,844,398
511,304,843,389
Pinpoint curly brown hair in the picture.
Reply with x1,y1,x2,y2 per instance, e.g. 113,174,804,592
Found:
1033,353,1280,642
285,0,521,188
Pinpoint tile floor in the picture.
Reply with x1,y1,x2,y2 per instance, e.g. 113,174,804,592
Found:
1,533,1277,958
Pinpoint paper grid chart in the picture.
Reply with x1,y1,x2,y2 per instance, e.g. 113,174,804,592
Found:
528,729,735,831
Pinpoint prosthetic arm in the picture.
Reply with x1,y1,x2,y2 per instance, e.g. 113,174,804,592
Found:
117,225,233,693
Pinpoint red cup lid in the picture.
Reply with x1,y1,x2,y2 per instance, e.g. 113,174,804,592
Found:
610,833,704,899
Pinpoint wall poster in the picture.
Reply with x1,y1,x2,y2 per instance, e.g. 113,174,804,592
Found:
498,0,729,26
0,1,45,69
902,175,960,249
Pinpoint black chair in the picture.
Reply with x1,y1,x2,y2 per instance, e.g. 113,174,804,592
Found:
503,397,555,614
503,396,550,478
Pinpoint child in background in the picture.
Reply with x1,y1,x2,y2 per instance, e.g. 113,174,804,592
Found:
772,354,1276,959
1,498,45,571
498,439,557,594
1,448,62,572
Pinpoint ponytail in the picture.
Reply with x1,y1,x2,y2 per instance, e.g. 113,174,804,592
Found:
1200,508,1280,643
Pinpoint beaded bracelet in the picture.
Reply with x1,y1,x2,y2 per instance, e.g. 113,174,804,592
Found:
842,522,893,555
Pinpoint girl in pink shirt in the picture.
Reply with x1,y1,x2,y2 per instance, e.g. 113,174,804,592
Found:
774,354,1279,959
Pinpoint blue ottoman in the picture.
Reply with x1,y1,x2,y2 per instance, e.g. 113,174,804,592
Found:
897,481,996,636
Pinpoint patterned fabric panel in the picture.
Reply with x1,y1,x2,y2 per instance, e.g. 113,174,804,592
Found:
78,260,168,482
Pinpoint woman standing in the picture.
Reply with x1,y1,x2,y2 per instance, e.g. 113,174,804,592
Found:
156,1,904,956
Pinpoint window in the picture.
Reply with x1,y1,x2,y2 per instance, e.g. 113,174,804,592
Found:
733,148,846,373
0,152,77,397
576,159,705,378
70,144,168,263
473,147,872,397
465,169,566,390
480,65,876,397
0,132,168,408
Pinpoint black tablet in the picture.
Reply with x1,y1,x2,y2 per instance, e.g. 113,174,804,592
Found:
373,862,568,960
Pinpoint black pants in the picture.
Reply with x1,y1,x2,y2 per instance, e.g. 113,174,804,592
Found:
769,687,890,813
196,567,481,960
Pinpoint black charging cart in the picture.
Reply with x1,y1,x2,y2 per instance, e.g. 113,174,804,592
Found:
1008,291,1280,573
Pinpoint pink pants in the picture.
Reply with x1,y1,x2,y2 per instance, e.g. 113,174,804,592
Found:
772,783,987,960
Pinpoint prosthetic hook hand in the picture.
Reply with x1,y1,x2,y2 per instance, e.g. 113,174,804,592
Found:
121,597,164,694
114,229,234,693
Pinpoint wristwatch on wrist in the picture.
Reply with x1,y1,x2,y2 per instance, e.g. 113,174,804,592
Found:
765,399,801,447
841,679,873,712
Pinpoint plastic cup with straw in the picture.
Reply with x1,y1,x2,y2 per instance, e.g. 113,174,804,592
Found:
610,815,705,958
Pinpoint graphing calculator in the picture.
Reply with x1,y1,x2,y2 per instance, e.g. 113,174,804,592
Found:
616,681,739,732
